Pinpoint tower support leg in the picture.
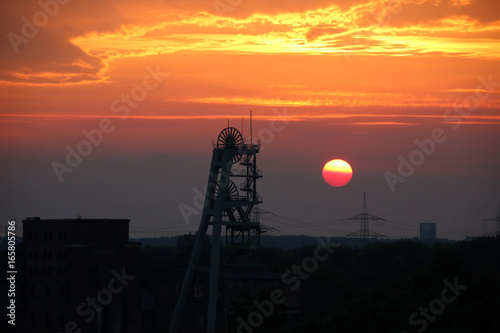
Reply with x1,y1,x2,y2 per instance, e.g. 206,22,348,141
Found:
207,220,221,333
169,216,209,333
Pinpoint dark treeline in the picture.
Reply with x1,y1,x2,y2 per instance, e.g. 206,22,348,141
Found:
141,235,500,333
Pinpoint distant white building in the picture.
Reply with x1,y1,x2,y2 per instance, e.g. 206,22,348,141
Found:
420,223,436,242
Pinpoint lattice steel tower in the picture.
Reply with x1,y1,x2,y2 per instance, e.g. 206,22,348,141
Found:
484,205,500,236
169,127,263,333
343,192,387,239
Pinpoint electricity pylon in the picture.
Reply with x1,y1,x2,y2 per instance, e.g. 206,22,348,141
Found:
484,205,500,236
343,192,387,239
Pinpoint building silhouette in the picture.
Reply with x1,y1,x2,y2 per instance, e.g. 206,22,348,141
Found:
22,217,141,332
420,222,437,243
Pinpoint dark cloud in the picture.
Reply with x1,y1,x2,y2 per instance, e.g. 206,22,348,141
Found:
0,0,126,83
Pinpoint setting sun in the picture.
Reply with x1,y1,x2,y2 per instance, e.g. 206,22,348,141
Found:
322,159,353,187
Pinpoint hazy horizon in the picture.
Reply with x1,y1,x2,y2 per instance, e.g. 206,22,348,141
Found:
1,0,499,241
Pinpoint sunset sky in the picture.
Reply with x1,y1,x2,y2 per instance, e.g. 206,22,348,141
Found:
1,0,499,240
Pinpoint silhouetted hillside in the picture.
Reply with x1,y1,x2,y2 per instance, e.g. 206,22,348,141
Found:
138,235,500,332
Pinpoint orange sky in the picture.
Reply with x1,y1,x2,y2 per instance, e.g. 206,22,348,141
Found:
1,0,500,107
1,0,500,238
1,0,499,155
